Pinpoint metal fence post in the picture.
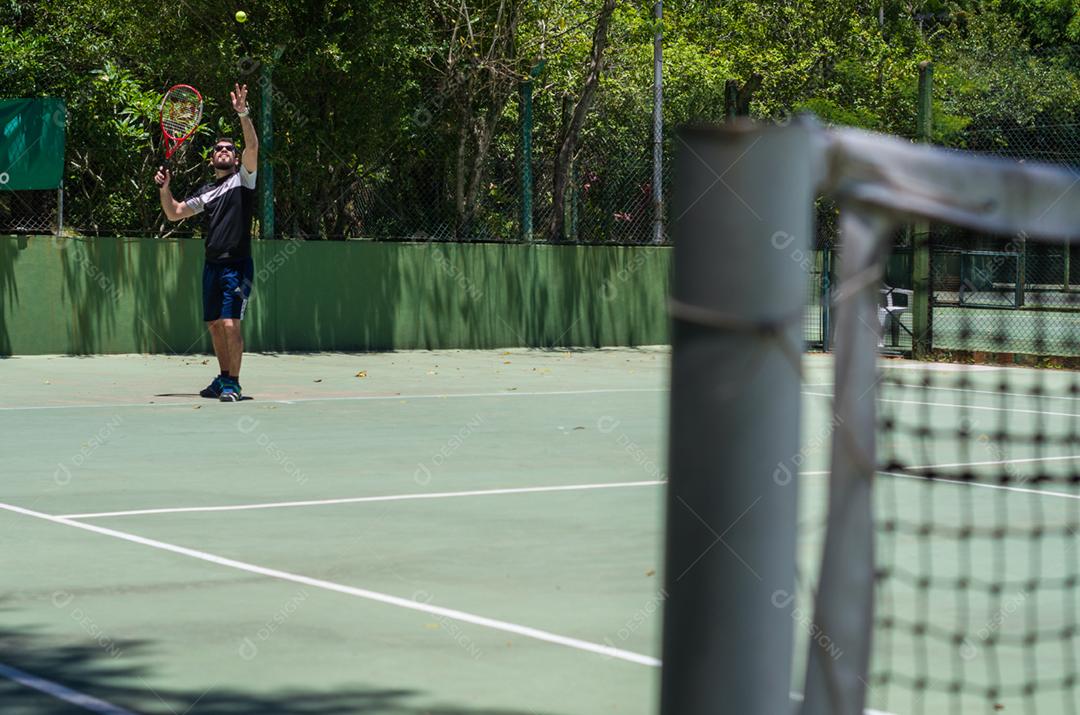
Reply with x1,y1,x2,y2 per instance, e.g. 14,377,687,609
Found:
911,61,933,358
258,46,284,240
519,62,544,243
652,0,664,244
821,247,833,351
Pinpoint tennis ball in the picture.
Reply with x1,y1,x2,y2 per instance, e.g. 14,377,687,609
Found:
235,10,247,23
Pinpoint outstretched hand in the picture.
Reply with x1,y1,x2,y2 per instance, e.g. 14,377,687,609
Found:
155,166,171,189
231,83,249,114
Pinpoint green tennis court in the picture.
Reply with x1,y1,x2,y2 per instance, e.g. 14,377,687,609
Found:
1,348,669,715
3,348,1077,714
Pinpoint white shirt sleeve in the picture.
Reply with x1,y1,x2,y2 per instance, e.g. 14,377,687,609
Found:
183,191,207,214
240,165,257,189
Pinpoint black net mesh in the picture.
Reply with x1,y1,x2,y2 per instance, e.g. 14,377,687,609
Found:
871,236,1080,714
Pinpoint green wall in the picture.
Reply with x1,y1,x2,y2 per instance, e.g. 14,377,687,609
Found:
0,236,670,355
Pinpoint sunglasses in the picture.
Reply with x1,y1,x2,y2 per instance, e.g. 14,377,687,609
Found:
213,144,237,153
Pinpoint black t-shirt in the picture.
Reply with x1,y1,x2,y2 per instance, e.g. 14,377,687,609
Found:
185,166,257,263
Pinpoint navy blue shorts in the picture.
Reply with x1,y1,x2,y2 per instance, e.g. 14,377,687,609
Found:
203,259,254,322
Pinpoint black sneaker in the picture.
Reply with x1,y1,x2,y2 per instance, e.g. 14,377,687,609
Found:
219,381,242,402
200,375,224,398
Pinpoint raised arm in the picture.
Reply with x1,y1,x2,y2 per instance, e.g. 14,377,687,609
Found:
232,83,258,173
155,167,195,221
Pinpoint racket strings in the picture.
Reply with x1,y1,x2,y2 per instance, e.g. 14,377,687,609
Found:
162,90,201,138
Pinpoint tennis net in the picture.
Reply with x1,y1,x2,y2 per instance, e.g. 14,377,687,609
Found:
873,303,1080,714
661,117,1080,715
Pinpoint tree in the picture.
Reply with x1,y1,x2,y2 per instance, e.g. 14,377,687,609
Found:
548,0,618,242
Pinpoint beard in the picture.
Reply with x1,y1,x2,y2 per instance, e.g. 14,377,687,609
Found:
212,157,236,171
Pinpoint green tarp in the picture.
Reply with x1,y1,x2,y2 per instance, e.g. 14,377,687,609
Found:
0,98,65,190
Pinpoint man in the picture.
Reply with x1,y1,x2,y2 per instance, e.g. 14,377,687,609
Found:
155,83,258,402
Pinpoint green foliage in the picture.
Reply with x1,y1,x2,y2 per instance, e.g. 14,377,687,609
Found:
796,98,880,129
2,0,1079,239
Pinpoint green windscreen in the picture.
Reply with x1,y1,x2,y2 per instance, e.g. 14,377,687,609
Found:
0,98,66,190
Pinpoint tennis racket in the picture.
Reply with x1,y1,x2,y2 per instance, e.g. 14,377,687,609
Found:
159,84,203,165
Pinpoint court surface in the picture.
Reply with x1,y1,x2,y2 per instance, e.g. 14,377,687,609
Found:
2,349,1077,714
1,348,668,715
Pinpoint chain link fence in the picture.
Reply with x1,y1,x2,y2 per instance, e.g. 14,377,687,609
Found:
807,122,1080,359
270,113,666,245
926,123,1080,357
2,100,667,244
0,189,60,234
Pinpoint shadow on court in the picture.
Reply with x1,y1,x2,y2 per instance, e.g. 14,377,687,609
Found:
0,617,556,715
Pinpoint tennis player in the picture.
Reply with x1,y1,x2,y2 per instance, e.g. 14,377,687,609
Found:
155,83,258,402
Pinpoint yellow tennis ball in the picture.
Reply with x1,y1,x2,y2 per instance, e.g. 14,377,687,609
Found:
235,10,247,22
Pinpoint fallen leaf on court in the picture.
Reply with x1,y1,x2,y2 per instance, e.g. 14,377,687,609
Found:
355,371,367,378
573,426,585,430
500,351,511,355
503,360,511,364
313,378,322,382
427,370,436,375
43,380,51,384
193,405,201,409
507,387,518,391
645,569,656,577
201,359,208,365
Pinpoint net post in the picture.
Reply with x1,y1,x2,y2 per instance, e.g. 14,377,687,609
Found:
911,61,933,358
662,121,819,715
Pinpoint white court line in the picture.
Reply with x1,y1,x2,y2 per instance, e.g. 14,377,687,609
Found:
61,480,665,520
879,362,1002,372
810,382,1080,405
883,471,1080,501
0,387,665,413
0,662,136,715
804,391,1079,419
0,501,661,669
805,453,1080,477
906,454,1080,471
60,454,1080,521
910,384,1080,403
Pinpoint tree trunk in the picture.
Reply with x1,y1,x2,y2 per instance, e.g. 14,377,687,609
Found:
723,73,762,119
464,109,501,235
549,0,618,242
455,101,471,236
